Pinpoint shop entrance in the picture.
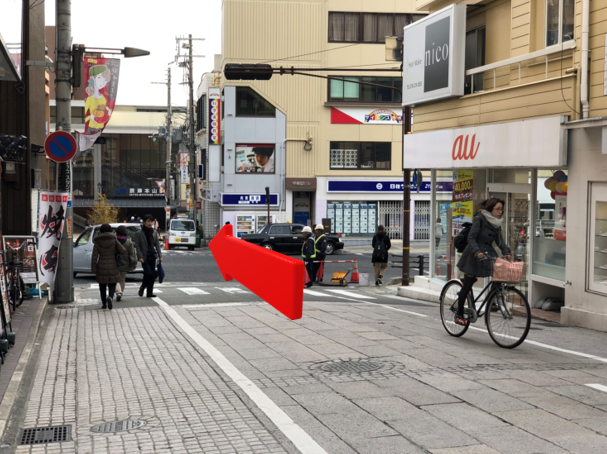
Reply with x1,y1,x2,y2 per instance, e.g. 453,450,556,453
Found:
488,184,531,296
293,192,313,226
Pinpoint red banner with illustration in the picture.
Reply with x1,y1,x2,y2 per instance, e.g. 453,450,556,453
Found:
75,57,121,157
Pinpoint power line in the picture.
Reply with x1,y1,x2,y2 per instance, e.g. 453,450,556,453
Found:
260,43,360,64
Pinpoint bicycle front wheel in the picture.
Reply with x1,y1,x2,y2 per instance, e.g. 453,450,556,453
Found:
485,285,531,349
16,275,24,307
440,280,471,337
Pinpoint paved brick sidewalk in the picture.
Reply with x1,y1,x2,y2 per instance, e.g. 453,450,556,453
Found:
15,306,289,454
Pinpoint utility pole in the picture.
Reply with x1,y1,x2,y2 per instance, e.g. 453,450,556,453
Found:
153,67,173,226
54,0,74,303
175,35,204,223
402,106,412,287
188,34,197,224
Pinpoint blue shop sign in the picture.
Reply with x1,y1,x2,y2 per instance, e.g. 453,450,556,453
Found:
327,180,453,193
221,193,279,206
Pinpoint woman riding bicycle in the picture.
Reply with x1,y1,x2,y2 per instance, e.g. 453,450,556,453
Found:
455,198,512,326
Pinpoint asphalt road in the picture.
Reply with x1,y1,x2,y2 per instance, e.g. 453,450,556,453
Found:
73,245,425,287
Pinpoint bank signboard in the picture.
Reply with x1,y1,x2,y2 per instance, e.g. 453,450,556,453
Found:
402,4,466,106
403,116,568,169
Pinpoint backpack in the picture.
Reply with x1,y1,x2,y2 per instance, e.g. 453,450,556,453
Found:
372,235,388,261
454,222,472,253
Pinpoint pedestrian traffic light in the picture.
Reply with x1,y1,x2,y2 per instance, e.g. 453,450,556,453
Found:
224,64,273,81
265,186,270,205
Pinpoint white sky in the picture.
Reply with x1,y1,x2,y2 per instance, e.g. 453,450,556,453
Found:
1,0,222,106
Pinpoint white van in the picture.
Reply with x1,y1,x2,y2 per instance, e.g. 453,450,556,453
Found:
168,218,197,250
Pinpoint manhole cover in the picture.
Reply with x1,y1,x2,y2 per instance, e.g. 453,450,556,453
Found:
19,425,71,445
320,360,383,373
91,420,146,434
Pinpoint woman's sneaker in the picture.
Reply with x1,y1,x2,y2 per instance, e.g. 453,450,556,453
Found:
107,297,113,311
455,315,467,326
375,280,380,287
378,277,383,285
116,293,122,302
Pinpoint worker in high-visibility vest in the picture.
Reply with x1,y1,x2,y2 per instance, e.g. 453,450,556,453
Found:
313,224,328,283
301,226,316,288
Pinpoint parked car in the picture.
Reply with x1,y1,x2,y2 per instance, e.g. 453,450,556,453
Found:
167,218,197,250
73,223,143,277
242,223,344,255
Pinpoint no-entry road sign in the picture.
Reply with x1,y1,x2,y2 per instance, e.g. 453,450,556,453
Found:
44,131,77,162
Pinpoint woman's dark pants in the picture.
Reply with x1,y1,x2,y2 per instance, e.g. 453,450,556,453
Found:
141,255,157,296
99,283,116,302
457,275,478,316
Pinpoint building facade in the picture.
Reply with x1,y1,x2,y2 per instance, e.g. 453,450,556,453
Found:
199,0,437,239
400,0,607,331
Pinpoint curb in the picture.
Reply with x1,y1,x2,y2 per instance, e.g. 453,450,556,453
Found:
0,296,48,438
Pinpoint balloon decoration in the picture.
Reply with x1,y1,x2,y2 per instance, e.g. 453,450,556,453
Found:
544,172,568,200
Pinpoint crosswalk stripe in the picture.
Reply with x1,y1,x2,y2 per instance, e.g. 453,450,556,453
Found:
303,289,330,297
216,287,248,294
179,287,210,295
325,289,376,299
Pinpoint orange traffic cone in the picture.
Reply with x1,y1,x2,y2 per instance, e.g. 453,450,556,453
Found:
164,236,170,250
350,258,360,284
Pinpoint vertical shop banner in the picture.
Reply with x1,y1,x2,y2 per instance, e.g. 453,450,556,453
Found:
452,170,474,236
75,57,121,157
38,191,69,285
209,88,221,145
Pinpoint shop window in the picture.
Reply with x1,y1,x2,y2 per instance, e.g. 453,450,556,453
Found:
330,142,391,170
533,171,567,281
464,28,485,95
546,0,574,47
235,87,275,117
328,12,425,43
329,76,402,103
328,201,377,237
588,182,607,294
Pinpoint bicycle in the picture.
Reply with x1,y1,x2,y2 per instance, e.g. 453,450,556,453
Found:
5,244,26,312
439,255,531,349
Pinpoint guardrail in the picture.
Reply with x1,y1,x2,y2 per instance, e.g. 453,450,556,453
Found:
389,253,428,276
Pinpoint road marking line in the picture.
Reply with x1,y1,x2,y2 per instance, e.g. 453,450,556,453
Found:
304,289,330,297
586,384,607,393
466,325,607,363
216,287,248,294
326,290,376,299
359,300,428,317
154,297,327,454
379,294,437,307
182,302,263,309
355,253,365,256
179,287,210,295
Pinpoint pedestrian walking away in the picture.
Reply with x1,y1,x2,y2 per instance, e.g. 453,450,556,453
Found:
301,226,316,288
455,198,512,326
115,225,138,301
313,224,328,283
91,223,126,310
372,225,391,286
135,214,163,298
435,218,444,248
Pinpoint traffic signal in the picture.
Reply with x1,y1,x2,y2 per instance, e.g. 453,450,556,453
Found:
265,186,270,205
224,64,273,81
71,44,86,88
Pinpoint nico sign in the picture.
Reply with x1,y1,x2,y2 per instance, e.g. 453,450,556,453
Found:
402,4,466,106
403,116,567,169
208,88,221,145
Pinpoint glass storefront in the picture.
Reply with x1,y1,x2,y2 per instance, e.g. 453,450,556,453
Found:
532,170,568,281
588,182,607,294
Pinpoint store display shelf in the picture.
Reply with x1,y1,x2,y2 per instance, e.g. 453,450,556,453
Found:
533,261,565,270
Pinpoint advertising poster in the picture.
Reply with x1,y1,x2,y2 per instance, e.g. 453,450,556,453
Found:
343,203,352,234
452,170,474,236
368,203,377,233
3,236,39,284
352,203,360,234
330,107,402,125
554,195,567,241
38,191,69,285
75,57,121,156
360,203,368,234
236,144,275,173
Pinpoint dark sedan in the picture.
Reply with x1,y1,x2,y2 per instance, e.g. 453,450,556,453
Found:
242,223,344,255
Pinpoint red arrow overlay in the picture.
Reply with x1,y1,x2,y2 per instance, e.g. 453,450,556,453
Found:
209,225,304,320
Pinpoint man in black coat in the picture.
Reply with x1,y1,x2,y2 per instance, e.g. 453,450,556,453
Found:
134,214,163,297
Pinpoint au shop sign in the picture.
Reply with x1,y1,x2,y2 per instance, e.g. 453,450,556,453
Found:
327,181,453,193
403,116,567,169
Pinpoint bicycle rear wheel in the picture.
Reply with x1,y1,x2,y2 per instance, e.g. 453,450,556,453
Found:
440,280,472,337
485,284,531,349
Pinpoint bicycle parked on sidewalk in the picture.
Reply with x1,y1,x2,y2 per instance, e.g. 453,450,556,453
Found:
439,254,531,349
5,243,26,312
